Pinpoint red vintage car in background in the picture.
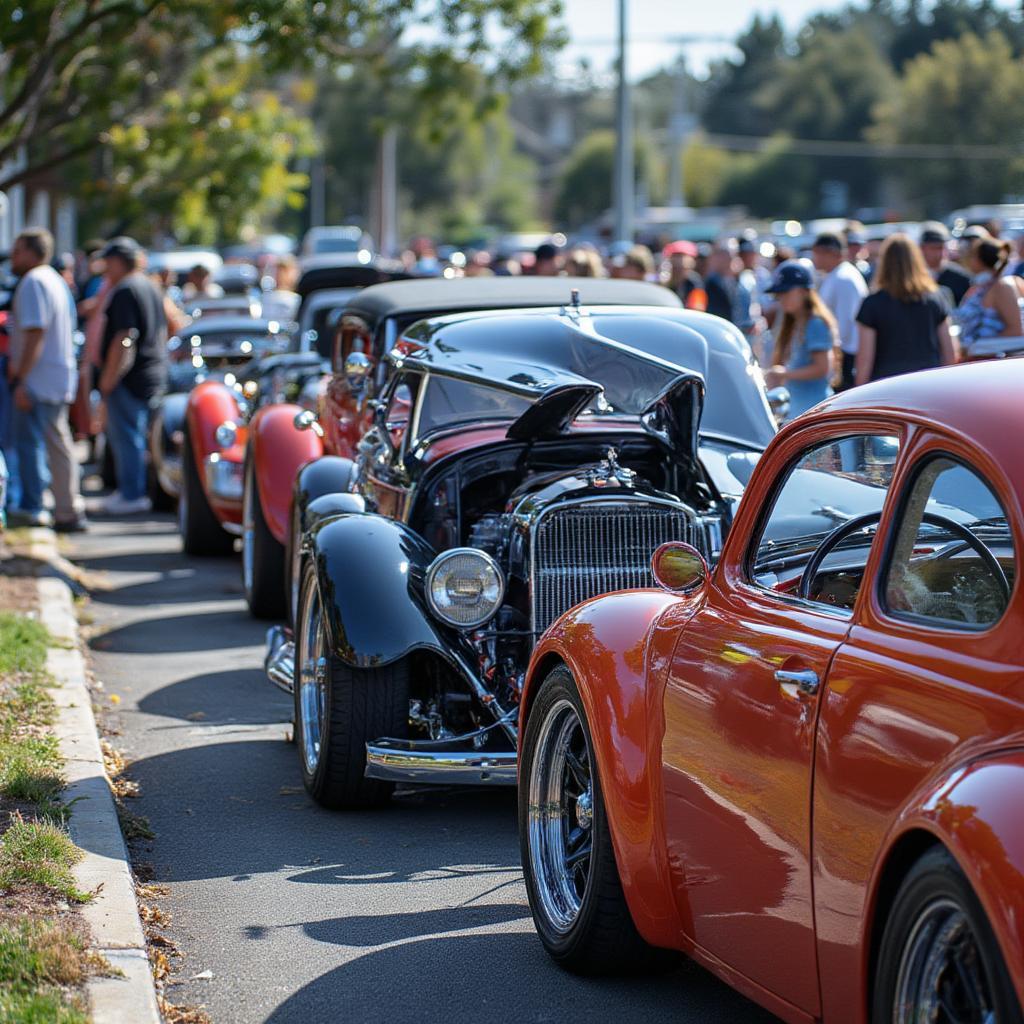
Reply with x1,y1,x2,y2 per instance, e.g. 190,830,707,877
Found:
180,255,406,557
240,276,683,618
520,359,1024,1024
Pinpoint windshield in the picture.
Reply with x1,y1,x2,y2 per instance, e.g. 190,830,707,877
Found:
169,330,282,360
313,236,360,254
418,376,532,434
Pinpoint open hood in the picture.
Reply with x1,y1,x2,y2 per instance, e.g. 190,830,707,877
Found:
506,382,603,441
640,372,705,468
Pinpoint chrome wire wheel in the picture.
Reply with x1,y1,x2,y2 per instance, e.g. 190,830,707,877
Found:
241,470,255,594
297,573,328,776
893,897,996,1024
527,698,595,936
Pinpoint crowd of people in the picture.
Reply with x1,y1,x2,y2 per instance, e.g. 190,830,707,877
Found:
2,216,1021,529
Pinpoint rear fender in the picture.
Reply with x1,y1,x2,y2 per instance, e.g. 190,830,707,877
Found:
877,751,1024,1010
295,456,357,534
248,403,324,545
308,513,463,670
522,591,702,949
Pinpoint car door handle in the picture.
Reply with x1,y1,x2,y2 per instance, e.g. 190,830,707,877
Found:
775,669,820,697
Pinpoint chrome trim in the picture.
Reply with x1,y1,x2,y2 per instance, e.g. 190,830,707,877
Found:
222,521,243,536
265,625,294,694
364,744,516,786
528,495,700,635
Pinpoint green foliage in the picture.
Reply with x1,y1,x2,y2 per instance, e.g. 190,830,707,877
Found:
0,615,49,678
0,817,87,901
553,130,659,230
0,918,89,1024
0,0,564,240
871,30,1024,212
680,137,733,209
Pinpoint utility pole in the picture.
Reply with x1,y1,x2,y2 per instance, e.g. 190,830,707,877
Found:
612,0,633,242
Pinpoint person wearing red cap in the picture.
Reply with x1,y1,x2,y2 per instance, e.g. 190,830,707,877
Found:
662,241,706,310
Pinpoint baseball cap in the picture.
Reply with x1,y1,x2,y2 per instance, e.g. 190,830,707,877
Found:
919,221,951,245
663,240,698,258
737,236,757,254
101,236,142,263
812,231,844,251
766,260,814,294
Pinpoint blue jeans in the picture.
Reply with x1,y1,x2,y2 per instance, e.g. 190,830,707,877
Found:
106,385,150,501
12,398,64,514
0,355,20,510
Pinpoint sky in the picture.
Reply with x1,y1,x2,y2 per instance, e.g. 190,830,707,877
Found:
557,0,1019,80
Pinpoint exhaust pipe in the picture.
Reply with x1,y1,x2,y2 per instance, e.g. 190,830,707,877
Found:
265,625,294,694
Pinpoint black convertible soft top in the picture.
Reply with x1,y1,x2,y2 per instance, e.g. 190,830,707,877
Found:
343,276,681,326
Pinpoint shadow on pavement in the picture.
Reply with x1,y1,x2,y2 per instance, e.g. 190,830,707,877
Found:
264,931,778,1024
89,609,260,653
113,739,521,884
137,668,289,725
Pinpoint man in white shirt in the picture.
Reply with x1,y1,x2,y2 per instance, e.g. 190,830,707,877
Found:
7,228,86,529
813,231,868,390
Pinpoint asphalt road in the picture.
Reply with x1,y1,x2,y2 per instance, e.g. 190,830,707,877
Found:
70,510,779,1024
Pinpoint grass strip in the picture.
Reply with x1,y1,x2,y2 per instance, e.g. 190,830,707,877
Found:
0,817,88,903
0,918,89,1024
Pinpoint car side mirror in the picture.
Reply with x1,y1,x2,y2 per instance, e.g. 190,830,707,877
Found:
766,386,790,424
293,409,324,437
344,351,371,389
651,542,708,594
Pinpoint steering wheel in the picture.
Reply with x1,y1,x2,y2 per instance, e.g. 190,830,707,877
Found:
797,511,1010,603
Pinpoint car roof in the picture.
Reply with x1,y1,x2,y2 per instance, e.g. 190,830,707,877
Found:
344,276,681,324
809,360,1024,492
178,316,276,335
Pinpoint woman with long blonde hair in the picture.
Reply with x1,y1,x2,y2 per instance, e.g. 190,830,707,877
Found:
764,260,837,420
855,233,955,384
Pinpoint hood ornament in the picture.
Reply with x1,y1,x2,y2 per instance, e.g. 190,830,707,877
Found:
586,447,636,488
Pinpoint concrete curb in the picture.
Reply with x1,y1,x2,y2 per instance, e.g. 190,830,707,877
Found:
31,531,162,1024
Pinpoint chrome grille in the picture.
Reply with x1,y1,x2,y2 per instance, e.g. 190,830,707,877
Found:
532,500,698,633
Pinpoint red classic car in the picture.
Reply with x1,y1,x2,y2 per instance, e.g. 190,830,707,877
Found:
519,359,1023,1024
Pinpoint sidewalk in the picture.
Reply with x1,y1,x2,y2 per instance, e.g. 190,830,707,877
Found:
5,527,161,1023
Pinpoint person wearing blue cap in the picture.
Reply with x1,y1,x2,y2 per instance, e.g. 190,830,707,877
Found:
764,260,838,420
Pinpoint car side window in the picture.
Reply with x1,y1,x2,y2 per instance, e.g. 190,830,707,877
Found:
751,434,900,610
884,456,1016,629
332,315,373,372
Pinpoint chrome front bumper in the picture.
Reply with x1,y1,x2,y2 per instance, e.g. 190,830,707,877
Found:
364,743,517,786
265,625,294,694
263,624,517,786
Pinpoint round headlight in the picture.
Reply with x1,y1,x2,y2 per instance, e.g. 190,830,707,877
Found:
215,420,237,448
425,548,505,629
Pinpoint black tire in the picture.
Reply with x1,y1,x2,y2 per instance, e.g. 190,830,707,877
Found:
242,457,286,619
147,462,176,512
519,665,669,974
293,563,409,809
872,846,1022,1024
283,497,302,629
179,428,234,556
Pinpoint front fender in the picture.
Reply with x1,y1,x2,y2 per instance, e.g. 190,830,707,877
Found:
888,751,1024,1008
295,456,357,532
249,403,324,545
186,380,241,470
523,590,700,949
309,513,451,669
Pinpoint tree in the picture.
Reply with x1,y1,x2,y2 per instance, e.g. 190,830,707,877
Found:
680,137,732,209
0,0,565,225
870,30,1024,211
701,15,786,137
76,56,315,245
553,130,659,230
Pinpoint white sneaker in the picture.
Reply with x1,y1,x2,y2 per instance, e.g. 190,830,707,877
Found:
103,493,152,515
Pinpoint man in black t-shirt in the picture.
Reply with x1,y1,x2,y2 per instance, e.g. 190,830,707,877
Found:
919,222,971,307
98,237,168,514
